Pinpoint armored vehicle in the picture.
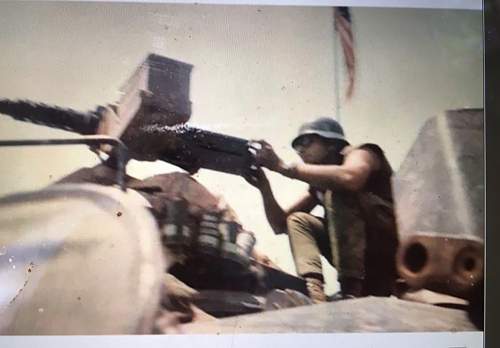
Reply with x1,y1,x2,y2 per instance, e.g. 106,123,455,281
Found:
0,54,483,334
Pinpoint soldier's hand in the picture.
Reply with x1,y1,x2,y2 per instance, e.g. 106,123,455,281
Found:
249,140,285,173
243,166,270,191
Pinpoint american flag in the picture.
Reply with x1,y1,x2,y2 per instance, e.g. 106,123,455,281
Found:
334,7,355,100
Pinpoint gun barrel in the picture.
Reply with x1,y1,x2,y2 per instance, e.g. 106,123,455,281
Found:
0,99,100,135
0,99,254,176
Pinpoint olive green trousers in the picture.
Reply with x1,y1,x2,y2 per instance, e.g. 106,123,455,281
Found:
287,190,398,296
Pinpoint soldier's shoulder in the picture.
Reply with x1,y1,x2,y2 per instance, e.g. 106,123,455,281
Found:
354,143,387,159
342,143,385,158
342,143,389,172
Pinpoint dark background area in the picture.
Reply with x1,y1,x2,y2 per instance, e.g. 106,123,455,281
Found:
485,0,499,347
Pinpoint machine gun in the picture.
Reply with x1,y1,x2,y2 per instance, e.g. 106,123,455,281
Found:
0,54,313,335
0,54,255,177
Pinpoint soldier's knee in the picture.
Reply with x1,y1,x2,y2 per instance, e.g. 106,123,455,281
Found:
287,212,318,237
286,212,312,228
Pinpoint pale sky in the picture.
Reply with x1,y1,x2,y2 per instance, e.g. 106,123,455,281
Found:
0,2,482,293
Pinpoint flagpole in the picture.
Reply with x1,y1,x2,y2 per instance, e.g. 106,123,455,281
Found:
333,8,341,123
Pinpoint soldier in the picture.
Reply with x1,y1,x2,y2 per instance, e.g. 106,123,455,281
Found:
246,117,399,302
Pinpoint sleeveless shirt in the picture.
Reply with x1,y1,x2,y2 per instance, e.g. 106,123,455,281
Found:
309,143,394,204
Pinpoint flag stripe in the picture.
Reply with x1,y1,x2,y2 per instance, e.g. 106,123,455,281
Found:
334,7,355,100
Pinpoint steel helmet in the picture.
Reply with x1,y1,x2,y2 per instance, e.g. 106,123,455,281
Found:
291,117,348,149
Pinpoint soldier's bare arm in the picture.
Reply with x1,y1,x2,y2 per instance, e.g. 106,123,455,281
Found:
245,168,316,235
280,148,381,191
260,189,316,235
253,141,381,192
252,139,381,191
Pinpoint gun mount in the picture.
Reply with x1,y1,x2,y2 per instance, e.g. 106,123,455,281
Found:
0,53,306,334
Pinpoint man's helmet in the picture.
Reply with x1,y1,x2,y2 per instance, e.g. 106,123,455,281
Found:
291,117,348,149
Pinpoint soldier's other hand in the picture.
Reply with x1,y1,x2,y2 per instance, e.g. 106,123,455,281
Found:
243,166,270,191
249,140,285,173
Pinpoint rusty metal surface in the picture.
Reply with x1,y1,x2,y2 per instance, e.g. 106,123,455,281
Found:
0,184,165,334
181,297,477,333
129,172,222,217
56,163,142,189
58,168,226,219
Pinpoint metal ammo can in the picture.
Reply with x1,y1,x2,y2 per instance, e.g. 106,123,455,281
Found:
220,220,243,265
162,199,194,253
236,230,256,261
197,212,222,256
